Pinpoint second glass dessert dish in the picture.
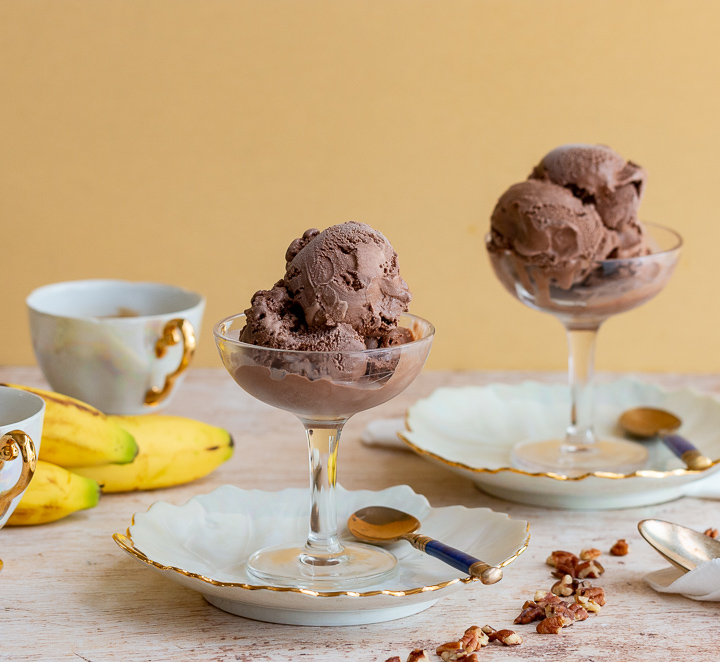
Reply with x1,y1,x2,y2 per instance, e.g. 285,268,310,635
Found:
214,312,433,589
487,144,682,476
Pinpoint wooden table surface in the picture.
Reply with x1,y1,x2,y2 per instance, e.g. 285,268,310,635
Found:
2,366,719,662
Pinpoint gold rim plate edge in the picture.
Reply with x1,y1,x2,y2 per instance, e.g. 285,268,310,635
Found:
400,380,720,482
112,515,530,599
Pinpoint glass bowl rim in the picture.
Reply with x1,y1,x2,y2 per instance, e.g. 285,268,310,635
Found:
213,311,435,357
485,221,682,263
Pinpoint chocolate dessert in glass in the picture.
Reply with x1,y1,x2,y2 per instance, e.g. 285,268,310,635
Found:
214,223,433,589
487,145,681,476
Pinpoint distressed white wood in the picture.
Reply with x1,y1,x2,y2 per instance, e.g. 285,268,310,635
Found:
2,367,719,661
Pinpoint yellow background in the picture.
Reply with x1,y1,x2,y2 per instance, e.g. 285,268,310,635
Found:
2,1,717,372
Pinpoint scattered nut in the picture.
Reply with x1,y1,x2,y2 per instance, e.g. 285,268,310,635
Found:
576,560,605,579
436,642,463,655
575,594,602,613
459,626,489,651
544,602,575,626
580,548,602,561
535,592,562,608
385,658,401,662
567,603,589,621
514,602,544,624
551,561,579,579
439,653,478,662
551,574,575,597
704,528,719,539
436,626,488,661
546,550,579,569
576,585,606,607
610,539,629,556
491,629,523,646
406,651,430,662
536,616,566,634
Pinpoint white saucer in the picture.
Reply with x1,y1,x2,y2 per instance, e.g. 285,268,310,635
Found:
401,379,720,510
113,484,529,626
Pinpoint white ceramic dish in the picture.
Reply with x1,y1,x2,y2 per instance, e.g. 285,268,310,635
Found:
400,380,720,510
113,484,529,626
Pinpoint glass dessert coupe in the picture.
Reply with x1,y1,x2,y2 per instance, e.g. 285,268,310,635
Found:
487,223,682,476
214,312,434,590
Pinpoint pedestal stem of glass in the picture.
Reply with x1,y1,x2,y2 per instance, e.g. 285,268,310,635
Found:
510,321,648,475
301,421,344,563
245,417,398,588
564,326,599,450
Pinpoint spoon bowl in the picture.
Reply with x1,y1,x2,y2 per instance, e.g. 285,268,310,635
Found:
638,519,720,572
348,505,503,585
348,506,421,542
619,407,713,471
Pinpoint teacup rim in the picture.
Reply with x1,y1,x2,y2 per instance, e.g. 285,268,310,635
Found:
26,278,205,321
0,386,46,430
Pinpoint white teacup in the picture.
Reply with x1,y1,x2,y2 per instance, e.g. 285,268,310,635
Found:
0,386,44,529
27,280,205,415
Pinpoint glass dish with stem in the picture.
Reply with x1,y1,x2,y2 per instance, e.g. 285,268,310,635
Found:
487,223,682,476
214,312,434,590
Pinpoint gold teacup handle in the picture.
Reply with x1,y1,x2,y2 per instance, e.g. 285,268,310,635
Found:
0,431,38,520
144,318,197,407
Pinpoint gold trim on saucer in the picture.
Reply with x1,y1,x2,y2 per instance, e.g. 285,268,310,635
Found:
112,517,529,599
399,414,719,482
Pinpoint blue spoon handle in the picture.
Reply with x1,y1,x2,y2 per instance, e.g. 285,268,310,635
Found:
404,534,502,584
661,433,713,470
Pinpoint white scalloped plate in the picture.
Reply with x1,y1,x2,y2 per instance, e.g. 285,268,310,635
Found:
401,380,720,510
113,484,529,626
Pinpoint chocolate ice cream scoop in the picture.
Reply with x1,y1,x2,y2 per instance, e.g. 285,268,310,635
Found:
238,221,414,380
531,144,648,257
489,179,617,288
285,221,411,336
489,144,650,289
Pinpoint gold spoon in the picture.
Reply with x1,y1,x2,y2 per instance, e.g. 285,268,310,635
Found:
347,506,503,585
618,407,713,471
638,519,720,572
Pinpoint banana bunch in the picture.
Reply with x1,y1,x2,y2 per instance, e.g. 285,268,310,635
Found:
7,461,100,526
2,384,233,525
70,415,234,492
1,383,138,467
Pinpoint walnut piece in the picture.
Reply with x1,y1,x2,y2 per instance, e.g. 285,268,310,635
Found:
436,626,488,661
576,560,605,579
535,592,562,609
704,528,719,539
544,602,575,626
384,658,401,662
567,603,589,621
551,574,575,597
406,651,430,662
580,548,602,561
546,550,579,569
460,626,489,651
575,594,602,613
514,602,544,624
536,616,566,634
610,539,629,556
439,653,478,662
576,585,606,607
492,629,523,646
436,642,463,655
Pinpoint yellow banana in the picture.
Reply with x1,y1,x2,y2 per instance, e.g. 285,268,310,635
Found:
70,415,233,492
6,460,100,526
1,383,138,467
